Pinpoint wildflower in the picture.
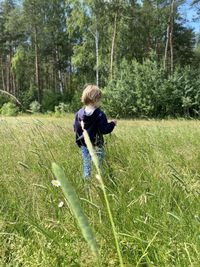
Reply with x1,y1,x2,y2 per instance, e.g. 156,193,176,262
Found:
58,201,64,208
51,180,61,187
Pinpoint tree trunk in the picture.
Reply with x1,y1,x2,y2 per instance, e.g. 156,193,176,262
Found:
68,56,72,92
55,48,64,95
1,57,6,91
53,54,58,92
12,71,16,96
164,0,175,73
6,54,11,92
34,26,42,103
88,15,99,86
170,0,175,73
164,23,170,69
110,12,117,80
95,28,99,87
9,45,15,94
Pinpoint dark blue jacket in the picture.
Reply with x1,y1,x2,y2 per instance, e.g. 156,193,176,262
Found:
74,107,115,147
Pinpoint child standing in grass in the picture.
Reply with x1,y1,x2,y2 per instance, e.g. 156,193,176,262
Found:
74,84,117,179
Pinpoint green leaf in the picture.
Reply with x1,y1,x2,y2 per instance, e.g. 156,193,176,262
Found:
52,163,99,258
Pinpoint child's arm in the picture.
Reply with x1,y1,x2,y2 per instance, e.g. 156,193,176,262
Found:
73,113,79,132
97,112,116,134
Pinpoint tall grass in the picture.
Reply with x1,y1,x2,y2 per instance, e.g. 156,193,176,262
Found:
82,122,124,266
52,163,99,260
0,116,200,266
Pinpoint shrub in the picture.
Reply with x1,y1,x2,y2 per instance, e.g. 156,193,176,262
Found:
42,90,63,111
46,110,54,116
29,101,41,113
103,59,165,118
54,102,69,117
0,95,10,108
103,59,200,118
1,102,19,116
67,92,82,112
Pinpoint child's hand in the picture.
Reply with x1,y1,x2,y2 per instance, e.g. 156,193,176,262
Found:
112,120,117,126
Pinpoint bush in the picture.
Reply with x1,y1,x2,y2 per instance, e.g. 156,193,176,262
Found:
103,59,200,118
103,59,165,118
46,110,54,116
42,90,63,111
0,95,10,108
54,102,69,117
67,91,82,112
29,101,41,113
42,90,80,113
18,86,37,110
1,102,19,116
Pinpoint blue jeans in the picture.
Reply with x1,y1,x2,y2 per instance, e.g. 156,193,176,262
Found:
81,146,104,179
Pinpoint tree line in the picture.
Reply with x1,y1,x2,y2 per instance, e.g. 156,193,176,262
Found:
0,0,200,117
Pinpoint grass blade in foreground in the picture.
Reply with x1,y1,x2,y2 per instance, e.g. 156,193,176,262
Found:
52,163,99,258
81,122,124,267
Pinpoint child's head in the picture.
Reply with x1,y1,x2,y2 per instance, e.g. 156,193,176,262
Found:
81,84,102,107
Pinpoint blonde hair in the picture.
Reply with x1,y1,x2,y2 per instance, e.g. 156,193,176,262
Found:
81,84,102,105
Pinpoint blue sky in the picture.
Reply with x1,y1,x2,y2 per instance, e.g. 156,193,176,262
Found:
179,0,200,33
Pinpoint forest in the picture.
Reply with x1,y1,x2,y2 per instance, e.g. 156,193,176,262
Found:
0,0,200,117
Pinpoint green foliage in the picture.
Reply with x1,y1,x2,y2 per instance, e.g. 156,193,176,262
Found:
103,59,164,117
0,0,199,118
54,102,69,117
67,91,82,112
0,102,19,116
42,90,62,112
18,87,36,110
0,95,10,108
29,100,41,113
103,59,200,118
54,92,82,115
11,46,27,82
52,163,99,259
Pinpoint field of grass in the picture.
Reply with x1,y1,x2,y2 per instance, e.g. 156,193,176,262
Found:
0,115,200,266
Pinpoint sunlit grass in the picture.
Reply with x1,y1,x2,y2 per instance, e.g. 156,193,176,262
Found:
0,115,200,266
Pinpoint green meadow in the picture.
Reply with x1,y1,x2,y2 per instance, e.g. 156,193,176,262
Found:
0,116,200,266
